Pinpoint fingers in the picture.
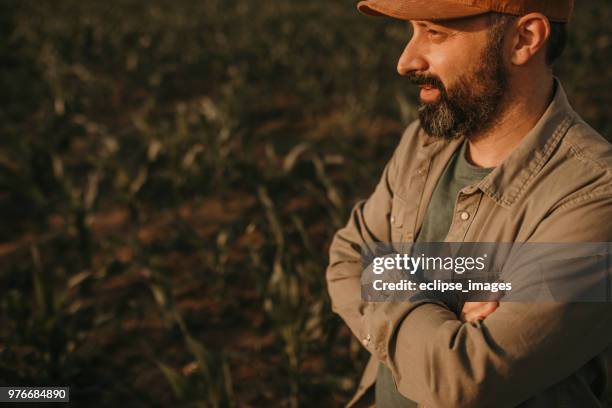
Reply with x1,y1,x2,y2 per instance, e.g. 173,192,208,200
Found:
460,301,499,322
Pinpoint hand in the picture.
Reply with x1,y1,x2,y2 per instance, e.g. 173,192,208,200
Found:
460,301,499,323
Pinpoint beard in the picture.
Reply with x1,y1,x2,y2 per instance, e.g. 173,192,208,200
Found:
407,31,509,140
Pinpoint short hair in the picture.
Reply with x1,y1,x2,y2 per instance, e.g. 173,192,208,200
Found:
488,13,568,66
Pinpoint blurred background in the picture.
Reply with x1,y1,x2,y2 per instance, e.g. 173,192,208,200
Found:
1,0,610,406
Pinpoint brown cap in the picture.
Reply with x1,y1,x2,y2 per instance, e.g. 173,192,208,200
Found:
357,0,574,23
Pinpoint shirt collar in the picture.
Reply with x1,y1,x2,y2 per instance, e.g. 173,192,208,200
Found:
478,78,576,207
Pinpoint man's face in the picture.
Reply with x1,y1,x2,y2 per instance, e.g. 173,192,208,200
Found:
398,15,510,140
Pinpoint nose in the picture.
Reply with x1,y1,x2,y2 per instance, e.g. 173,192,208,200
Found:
397,37,428,76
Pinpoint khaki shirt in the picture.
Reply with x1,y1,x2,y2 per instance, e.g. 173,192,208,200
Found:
326,80,612,408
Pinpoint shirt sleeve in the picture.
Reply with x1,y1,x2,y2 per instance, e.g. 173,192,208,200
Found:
326,121,419,345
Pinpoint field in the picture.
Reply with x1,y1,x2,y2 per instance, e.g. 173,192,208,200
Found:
1,0,610,406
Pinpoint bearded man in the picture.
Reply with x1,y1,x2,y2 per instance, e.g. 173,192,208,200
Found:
325,0,612,407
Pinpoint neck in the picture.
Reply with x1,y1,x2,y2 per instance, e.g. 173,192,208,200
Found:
465,74,555,168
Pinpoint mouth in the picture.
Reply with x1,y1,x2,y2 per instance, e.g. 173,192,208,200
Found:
418,84,441,102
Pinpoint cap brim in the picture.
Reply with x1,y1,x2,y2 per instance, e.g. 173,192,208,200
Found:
357,0,488,21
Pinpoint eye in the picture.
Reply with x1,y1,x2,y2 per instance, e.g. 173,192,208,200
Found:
426,28,447,42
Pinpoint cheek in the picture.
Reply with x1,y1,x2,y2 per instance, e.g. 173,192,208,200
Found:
427,41,485,85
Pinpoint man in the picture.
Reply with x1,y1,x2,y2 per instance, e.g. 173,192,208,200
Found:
326,0,612,407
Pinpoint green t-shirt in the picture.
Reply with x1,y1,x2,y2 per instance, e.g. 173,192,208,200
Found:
376,139,494,407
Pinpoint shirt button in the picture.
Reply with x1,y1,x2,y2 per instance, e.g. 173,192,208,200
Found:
362,334,371,347
460,211,470,221
391,215,396,224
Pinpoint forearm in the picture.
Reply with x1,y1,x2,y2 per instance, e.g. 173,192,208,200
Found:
326,260,368,340
365,300,612,408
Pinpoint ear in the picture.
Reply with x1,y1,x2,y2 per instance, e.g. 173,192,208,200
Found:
509,13,550,66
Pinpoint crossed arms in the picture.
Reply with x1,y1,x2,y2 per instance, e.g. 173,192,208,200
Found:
326,142,612,407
